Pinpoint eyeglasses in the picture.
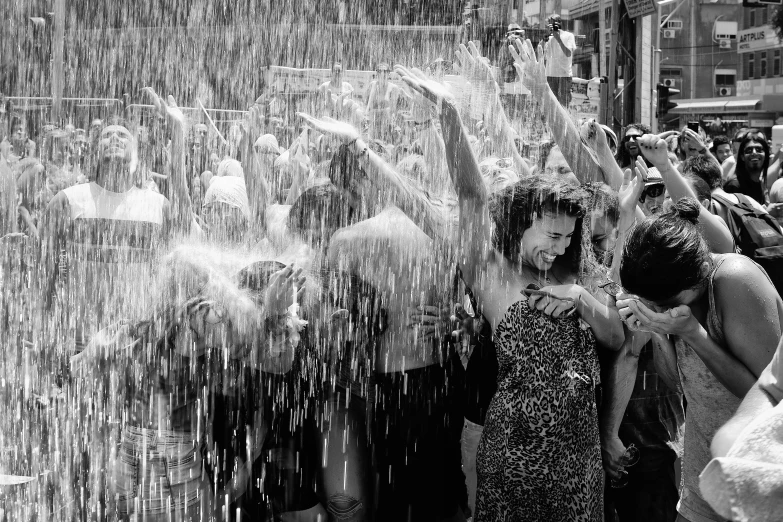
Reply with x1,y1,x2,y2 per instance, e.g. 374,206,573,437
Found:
610,444,640,488
377,70,390,75
598,279,624,296
639,183,665,202
743,146,765,154
623,134,641,143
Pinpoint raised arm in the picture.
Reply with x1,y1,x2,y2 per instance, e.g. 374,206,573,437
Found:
296,112,449,241
239,105,272,229
636,134,734,253
456,42,530,177
144,88,192,236
509,39,605,185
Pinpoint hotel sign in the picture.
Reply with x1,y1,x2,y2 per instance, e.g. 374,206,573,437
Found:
737,25,780,54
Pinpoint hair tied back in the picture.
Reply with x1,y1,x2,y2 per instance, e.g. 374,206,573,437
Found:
671,197,701,225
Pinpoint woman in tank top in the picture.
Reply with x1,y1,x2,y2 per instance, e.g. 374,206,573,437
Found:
615,197,783,522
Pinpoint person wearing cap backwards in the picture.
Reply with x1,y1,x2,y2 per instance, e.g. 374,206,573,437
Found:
38,88,193,355
639,167,667,216
543,14,577,107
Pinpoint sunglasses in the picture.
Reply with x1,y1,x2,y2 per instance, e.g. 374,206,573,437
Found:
743,146,765,154
623,134,641,143
639,183,665,202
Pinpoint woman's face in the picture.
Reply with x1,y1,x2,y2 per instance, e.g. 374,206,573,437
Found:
741,140,766,171
520,210,578,271
544,146,573,177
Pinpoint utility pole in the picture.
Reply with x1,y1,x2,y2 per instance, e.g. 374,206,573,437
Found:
598,0,607,78
608,0,619,130
51,0,65,122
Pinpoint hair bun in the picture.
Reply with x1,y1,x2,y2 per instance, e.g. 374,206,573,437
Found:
671,197,700,224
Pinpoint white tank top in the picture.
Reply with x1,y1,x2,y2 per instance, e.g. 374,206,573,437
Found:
62,182,167,340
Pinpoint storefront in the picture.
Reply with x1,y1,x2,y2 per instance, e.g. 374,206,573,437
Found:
665,96,769,137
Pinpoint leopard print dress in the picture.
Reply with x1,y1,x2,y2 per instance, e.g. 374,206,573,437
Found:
475,298,603,522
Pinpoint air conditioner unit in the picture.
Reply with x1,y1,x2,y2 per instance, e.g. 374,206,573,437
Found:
718,87,733,96
663,78,678,88
663,29,676,39
719,39,732,49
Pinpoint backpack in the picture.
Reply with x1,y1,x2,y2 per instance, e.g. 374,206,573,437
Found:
712,193,783,294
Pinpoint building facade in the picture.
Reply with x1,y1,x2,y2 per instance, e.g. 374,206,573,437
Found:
736,4,783,134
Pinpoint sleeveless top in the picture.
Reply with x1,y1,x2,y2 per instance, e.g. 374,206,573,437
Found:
62,182,167,340
674,254,742,522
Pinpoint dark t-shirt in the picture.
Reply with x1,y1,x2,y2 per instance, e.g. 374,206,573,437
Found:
724,174,766,206
618,341,685,472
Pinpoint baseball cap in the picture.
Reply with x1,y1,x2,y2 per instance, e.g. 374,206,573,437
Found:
643,166,664,186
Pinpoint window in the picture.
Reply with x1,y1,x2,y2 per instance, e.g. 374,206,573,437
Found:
664,20,683,30
761,51,768,77
749,54,755,79
775,50,781,77
660,68,682,77
750,9,756,28
715,70,736,86
761,6,769,25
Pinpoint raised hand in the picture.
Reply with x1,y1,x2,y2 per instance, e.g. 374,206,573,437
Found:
618,166,644,216
456,41,497,91
265,264,306,316
394,65,455,109
508,38,547,97
296,112,360,143
143,87,186,131
681,128,706,155
580,119,610,153
636,134,672,171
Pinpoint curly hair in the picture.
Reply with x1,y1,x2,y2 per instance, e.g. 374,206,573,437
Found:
489,173,588,275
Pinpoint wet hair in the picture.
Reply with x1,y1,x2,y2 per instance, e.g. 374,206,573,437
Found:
710,135,730,155
615,123,652,169
620,197,710,301
288,181,353,243
683,173,712,204
584,182,619,226
489,174,588,273
328,143,366,194
681,155,722,190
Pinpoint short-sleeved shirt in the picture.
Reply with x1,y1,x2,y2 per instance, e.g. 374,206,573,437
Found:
759,336,783,404
544,30,577,78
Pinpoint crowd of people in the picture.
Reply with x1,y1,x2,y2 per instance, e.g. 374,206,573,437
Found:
3,17,783,522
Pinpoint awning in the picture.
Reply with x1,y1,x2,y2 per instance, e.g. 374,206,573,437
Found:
670,101,728,113
725,99,761,110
